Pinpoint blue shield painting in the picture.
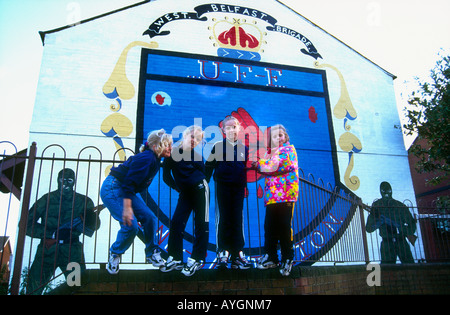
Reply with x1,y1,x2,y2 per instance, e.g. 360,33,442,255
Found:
136,49,349,266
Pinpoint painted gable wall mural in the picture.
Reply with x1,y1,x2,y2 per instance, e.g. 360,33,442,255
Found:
29,0,416,265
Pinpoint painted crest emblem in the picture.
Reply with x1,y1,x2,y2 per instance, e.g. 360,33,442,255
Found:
211,17,265,60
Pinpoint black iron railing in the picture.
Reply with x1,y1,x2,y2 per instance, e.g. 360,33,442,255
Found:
1,142,448,295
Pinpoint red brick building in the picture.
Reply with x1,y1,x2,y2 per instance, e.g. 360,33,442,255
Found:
408,137,450,261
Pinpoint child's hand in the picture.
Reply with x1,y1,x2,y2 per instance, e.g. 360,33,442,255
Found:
123,207,134,226
122,198,134,226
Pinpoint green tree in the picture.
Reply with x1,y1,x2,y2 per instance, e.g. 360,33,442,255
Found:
403,51,450,185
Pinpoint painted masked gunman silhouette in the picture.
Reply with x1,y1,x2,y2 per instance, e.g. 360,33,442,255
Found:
26,168,101,294
366,181,417,264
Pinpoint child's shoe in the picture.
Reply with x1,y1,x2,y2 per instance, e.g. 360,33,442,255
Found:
147,249,166,267
106,253,120,275
256,254,278,269
160,256,183,272
279,259,294,276
231,251,251,269
181,257,203,276
217,250,229,269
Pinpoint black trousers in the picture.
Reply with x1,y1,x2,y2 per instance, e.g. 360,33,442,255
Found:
215,181,246,257
167,180,210,261
380,236,414,264
264,202,295,263
27,241,85,295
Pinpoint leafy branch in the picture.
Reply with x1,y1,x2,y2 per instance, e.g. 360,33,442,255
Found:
403,51,450,185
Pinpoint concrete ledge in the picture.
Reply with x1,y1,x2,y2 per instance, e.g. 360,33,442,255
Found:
49,263,450,295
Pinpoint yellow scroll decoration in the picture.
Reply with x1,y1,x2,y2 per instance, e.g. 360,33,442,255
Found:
103,41,159,101
314,62,357,120
100,113,133,156
101,41,159,176
314,61,362,191
338,132,362,190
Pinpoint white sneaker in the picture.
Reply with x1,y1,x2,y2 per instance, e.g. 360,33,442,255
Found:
181,257,203,276
147,249,165,267
217,250,229,269
231,251,252,269
280,259,294,276
106,253,120,275
160,256,183,272
256,254,278,270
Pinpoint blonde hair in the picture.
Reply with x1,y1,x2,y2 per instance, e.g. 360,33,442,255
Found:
266,124,290,148
183,125,203,138
222,115,240,128
140,129,173,157
181,125,205,149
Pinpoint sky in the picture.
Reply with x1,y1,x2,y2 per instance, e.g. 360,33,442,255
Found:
0,0,449,245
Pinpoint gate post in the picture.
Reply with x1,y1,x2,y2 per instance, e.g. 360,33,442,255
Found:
358,200,370,264
10,142,37,295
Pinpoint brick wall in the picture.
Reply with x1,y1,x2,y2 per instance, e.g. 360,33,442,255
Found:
375,263,450,295
50,263,450,295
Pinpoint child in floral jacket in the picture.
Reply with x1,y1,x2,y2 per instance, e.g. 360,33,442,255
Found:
253,124,299,276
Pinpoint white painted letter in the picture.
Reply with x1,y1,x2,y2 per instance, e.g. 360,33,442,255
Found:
66,262,81,287
366,263,381,286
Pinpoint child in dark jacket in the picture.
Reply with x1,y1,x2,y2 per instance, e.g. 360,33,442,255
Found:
206,116,251,269
100,129,172,274
161,125,210,276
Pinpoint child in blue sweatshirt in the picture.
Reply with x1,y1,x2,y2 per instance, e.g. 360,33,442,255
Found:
100,129,172,274
161,125,210,276
206,116,251,269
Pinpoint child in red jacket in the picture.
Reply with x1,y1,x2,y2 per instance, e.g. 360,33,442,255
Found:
253,124,299,276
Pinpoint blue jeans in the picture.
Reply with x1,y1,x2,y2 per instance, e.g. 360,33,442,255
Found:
100,175,159,258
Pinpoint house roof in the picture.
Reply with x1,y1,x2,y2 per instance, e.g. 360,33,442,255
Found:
0,236,11,253
0,148,27,200
38,0,396,79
